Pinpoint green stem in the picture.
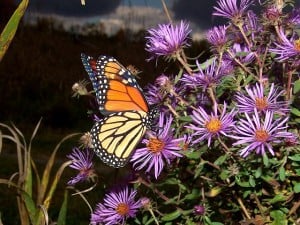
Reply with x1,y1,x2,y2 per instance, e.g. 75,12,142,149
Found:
148,208,160,225
161,0,172,23
236,196,251,219
176,50,193,75
226,50,256,78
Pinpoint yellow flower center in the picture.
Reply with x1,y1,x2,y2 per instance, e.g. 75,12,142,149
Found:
205,117,222,133
255,97,268,111
255,129,269,142
147,138,165,154
294,39,300,51
116,203,130,216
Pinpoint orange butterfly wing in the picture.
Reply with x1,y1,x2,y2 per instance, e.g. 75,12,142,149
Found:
81,54,149,114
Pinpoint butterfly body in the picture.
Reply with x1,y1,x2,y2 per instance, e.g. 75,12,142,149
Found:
81,53,157,168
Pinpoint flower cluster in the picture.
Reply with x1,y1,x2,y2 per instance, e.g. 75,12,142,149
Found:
68,0,299,224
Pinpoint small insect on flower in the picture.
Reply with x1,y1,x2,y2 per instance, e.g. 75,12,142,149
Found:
145,20,191,60
72,80,89,97
187,103,236,147
90,187,142,225
231,110,294,157
67,147,96,185
235,82,289,114
130,113,183,179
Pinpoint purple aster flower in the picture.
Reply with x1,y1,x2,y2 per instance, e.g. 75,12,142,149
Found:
231,110,294,157
130,113,183,179
219,59,235,76
144,83,164,106
235,82,289,114
181,58,226,90
285,132,299,146
245,10,259,31
67,147,96,185
244,10,261,42
90,187,142,225
187,102,236,147
213,0,253,21
269,29,300,61
155,74,170,86
206,25,227,52
145,20,191,60
286,8,300,26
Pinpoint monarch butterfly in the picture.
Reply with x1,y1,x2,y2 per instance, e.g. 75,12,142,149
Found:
81,54,158,168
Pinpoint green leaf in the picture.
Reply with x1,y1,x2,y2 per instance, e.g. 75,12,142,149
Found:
293,79,300,94
165,178,179,185
184,189,201,200
144,218,154,225
243,190,252,198
288,154,300,161
263,154,269,167
185,151,201,160
198,57,216,70
255,167,262,178
214,154,228,166
291,107,300,117
161,210,181,221
164,223,172,225
269,194,286,204
279,167,286,181
57,190,68,225
21,191,37,224
219,170,230,180
0,0,29,62
270,210,287,225
204,216,224,225
249,175,256,187
293,182,300,193
235,177,251,187
178,116,192,122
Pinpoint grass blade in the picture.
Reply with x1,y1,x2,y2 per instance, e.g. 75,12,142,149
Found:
0,130,2,154
36,161,73,225
57,189,69,225
0,0,29,62
37,133,80,205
